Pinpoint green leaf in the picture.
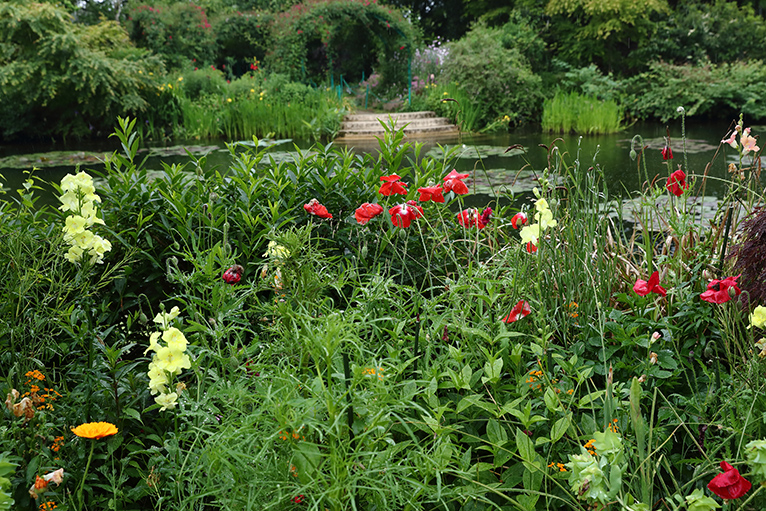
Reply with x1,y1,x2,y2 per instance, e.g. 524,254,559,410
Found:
544,387,560,412
516,428,535,462
124,407,142,423
551,413,572,443
486,419,508,447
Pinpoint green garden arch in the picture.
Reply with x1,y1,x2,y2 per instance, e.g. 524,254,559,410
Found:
266,0,418,101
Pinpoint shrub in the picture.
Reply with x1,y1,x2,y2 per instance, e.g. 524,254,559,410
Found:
127,2,217,68
179,66,228,100
0,1,164,140
626,60,766,122
212,10,274,76
633,0,766,67
440,22,543,129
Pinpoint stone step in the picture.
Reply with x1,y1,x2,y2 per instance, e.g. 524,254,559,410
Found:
336,110,458,140
340,118,453,130
337,125,459,138
344,111,437,122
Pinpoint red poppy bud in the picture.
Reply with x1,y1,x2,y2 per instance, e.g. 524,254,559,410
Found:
222,264,244,284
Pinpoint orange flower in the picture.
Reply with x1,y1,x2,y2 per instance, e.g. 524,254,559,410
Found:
35,475,49,490
71,422,118,439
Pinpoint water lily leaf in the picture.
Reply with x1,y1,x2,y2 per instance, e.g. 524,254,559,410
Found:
425,144,526,160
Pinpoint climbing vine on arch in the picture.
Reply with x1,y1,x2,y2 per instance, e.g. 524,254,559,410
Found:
266,0,419,90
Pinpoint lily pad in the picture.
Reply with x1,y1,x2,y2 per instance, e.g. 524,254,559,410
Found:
138,145,225,157
258,149,317,165
426,144,527,160
0,151,110,169
469,168,563,196
231,138,292,149
604,194,722,226
617,137,718,154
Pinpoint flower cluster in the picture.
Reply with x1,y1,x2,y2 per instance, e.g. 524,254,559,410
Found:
518,191,557,253
302,169,480,230
457,207,492,229
58,172,112,264
362,366,385,380
144,307,191,411
260,241,290,290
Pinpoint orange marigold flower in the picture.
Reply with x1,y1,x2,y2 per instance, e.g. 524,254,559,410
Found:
71,421,118,439
26,370,46,381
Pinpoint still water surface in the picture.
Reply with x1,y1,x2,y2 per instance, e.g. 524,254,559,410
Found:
1,120,761,207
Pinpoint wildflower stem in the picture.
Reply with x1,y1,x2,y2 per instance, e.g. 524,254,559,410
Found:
76,439,96,511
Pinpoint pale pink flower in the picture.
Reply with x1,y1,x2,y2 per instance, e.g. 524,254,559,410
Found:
741,131,760,155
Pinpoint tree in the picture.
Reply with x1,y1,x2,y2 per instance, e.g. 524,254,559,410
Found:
544,0,669,71
0,1,164,140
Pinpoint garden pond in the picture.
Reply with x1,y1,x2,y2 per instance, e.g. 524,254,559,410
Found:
1,120,763,222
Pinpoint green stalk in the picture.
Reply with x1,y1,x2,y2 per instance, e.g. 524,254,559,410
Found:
76,440,96,511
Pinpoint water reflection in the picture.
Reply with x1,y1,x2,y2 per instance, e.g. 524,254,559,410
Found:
1,120,762,208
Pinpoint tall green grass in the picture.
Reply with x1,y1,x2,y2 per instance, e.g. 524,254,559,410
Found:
542,90,623,134
179,85,347,141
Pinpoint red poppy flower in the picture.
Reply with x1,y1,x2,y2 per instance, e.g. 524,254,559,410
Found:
355,202,384,225
661,144,673,160
222,264,243,284
379,174,408,196
442,170,470,195
700,274,741,304
666,169,688,197
457,207,492,229
707,461,751,500
526,242,537,253
389,200,423,228
511,212,528,229
417,185,445,203
633,271,667,297
502,300,531,323
303,198,332,219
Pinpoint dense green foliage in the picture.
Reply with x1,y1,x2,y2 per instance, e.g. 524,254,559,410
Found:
2,117,766,510
5,0,766,138
0,1,163,140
